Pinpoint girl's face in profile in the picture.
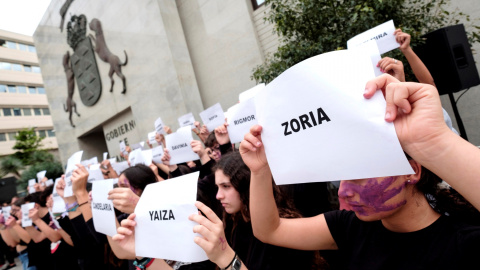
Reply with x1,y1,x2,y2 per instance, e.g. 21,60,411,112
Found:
338,176,409,221
215,170,242,214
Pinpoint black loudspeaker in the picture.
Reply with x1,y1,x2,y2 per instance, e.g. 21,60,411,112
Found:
416,24,480,95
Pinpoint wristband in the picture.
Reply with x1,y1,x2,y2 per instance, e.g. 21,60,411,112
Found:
133,257,155,269
220,252,236,270
65,201,78,210
78,201,88,208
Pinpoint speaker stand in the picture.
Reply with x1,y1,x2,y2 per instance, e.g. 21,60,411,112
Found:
447,92,468,141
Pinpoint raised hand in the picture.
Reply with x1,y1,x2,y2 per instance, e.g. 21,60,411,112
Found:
239,125,269,173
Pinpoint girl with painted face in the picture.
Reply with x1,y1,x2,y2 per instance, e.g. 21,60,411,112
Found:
240,75,480,270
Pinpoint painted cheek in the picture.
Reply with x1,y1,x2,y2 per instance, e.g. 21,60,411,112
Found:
342,177,407,216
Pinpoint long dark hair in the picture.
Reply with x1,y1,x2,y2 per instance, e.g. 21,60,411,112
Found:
120,164,157,194
214,152,299,223
417,166,480,224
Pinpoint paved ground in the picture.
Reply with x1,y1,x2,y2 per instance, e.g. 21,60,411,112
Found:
1,257,22,270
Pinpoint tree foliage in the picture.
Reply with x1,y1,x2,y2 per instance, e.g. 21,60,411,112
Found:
252,0,480,83
18,161,64,189
12,127,44,165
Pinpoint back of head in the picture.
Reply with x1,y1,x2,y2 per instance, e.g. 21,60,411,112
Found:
121,164,157,194
204,131,218,148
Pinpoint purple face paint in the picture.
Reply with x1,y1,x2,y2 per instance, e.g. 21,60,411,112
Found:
339,176,407,216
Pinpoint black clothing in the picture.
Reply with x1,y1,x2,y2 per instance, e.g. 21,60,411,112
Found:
325,210,480,270
226,218,316,270
27,213,53,270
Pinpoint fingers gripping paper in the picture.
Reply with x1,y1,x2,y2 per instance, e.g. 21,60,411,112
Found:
135,171,208,262
91,179,117,236
64,151,83,197
199,103,225,132
254,50,413,185
166,126,199,165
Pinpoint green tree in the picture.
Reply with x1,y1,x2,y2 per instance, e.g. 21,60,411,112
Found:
0,156,24,179
252,0,480,83
19,160,64,190
12,127,44,165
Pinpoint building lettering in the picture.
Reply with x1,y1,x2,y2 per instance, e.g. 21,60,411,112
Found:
105,120,136,141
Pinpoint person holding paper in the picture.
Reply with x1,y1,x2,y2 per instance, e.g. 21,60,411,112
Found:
2,199,32,270
114,152,324,270
241,75,480,269
108,164,158,214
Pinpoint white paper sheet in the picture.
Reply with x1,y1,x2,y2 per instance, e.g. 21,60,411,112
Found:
129,148,146,166
135,171,207,262
165,126,199,165
254,49,413,185
49,211,61,229
347,20,399,54
88,168,105,182
21,203,35,227
45,179,54,187
226,98,258,144
155,117,166,135
178,113,196,129
28,179,36,187
111,161,129,175
239,83,265,102
119,141,128,156
52,179,67,214
130,142,145,151
199,103,226,132
64,151,84,197
36,170,47,182
142,149,153,166
2,206,11,221
91,179,117,236
108,157,117,164
350,39,383,77
148,131,157,145
103,152,108,161
152,146,164,164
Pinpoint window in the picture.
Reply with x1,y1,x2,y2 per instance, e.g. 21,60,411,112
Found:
0,62,11,70
34,108,41,116
37,87,45,94
24,65,31,72
23,108,31,116
38,130,46,138
12,64,22,71
7,85,16,93
47,130,55,137
0,85,6,93
32,66,41,73
8,132,16,141
6,41,16,49
251,0,265,10
28,87,36,94
17,86,27,93
42,108,50,115
18,43,27,51
0,133,6,142
13,108,21,116
2,108,12,116
28,45,36,53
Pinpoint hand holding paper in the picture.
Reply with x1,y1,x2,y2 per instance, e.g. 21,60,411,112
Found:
108,188,139,214
214,123,231,145
239,125,269,174
71,164,89,197
112,213,137,260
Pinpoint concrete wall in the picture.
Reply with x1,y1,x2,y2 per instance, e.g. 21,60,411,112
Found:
34,0,204,164
176,0,265,109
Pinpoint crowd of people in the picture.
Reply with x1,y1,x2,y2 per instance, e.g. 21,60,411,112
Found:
0,29,479,270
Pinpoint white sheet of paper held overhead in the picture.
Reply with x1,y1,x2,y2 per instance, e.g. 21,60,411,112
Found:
178,113,196,129
135,171,208,262
254,49,413,185
166,126,199,165
152,146,164,164
111,161,129,176
2,206,11,221
347,20,399,54
148,131,157,145
21,203,35,227
64,151,83,197
36,170,46,182
227,97,258,144
91,179,117,236
155,117,166,135
88,167,105,182
350,39,383,77
52,178,66,214
199,103,225,132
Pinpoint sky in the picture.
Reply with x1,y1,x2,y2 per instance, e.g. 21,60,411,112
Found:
0,0,52,36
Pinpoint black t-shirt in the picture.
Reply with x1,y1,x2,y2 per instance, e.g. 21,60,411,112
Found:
325,210,480,270
226,218,316,270
27,213,54,270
